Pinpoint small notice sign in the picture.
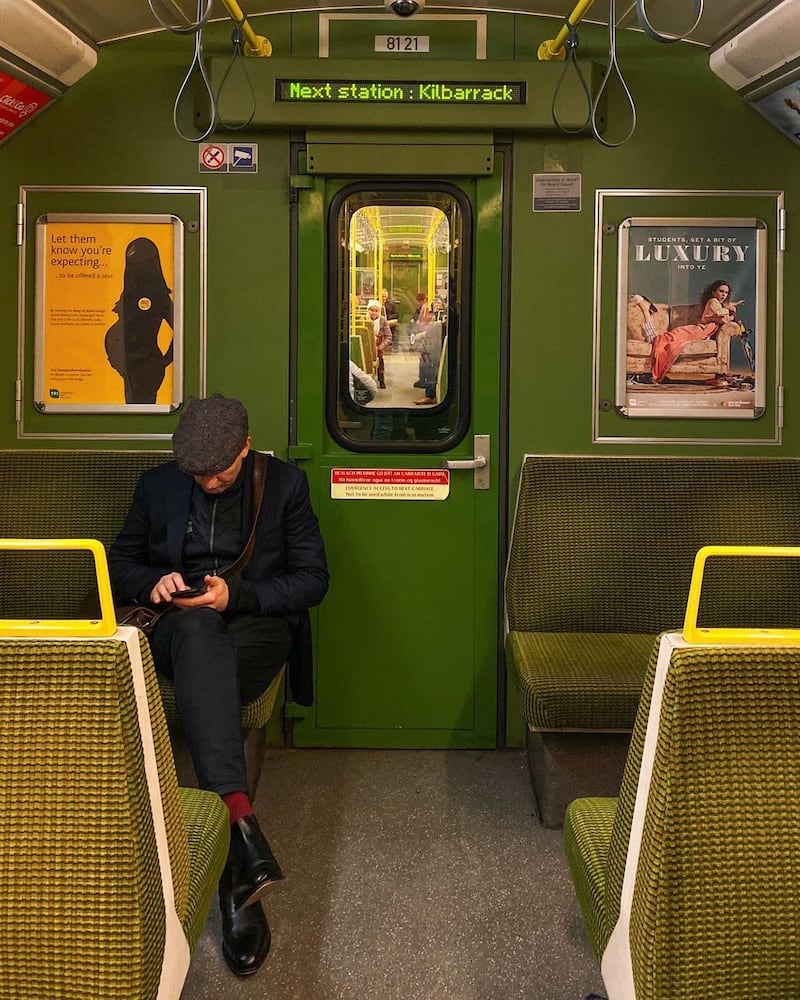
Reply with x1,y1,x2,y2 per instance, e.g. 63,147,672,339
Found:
198,142,258,173
331,468,450,500
532,172,581,212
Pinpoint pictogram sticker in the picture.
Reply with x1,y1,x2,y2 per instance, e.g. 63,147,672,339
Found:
230,144,258,172
198,143,258,173
199,144,227,171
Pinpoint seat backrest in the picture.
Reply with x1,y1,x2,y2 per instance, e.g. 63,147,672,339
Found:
602,634,800,999
0,450,169,618
355,321,377,371
505,455,800,634
0,627,192,1000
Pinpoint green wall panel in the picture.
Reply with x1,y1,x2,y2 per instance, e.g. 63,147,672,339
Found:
0,11,797,743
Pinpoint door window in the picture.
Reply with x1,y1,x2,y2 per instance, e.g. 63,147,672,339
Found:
327,183,471,452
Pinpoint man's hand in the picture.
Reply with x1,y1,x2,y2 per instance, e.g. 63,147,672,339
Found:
150,573,229,611
171,575,229,612
151,573,191,604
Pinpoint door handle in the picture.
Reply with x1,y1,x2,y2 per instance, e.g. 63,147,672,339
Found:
443,434,490,490
445,457,487,470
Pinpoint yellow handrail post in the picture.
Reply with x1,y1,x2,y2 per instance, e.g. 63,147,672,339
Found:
683,545,800,645
537,0,598,61
0,538,117,637
218,0,272,57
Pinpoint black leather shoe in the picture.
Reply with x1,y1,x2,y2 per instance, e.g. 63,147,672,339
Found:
230,813,285,911
219,864,271,976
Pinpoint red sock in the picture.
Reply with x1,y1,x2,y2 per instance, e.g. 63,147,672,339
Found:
222,791,253,823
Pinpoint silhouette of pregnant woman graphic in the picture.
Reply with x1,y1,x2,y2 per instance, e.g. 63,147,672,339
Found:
105,237,174,404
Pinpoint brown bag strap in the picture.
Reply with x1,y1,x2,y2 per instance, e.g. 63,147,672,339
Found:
219,451,267,582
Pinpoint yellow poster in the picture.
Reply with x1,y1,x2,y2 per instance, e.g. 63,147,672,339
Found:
35,214,183,412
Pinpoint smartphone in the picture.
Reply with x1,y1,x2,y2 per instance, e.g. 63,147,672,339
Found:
170,585,207,599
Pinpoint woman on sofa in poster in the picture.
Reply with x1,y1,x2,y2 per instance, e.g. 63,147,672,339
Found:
632,279,743,383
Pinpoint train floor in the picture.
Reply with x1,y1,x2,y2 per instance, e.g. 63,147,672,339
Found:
181,748,605,1000
365,343,436,408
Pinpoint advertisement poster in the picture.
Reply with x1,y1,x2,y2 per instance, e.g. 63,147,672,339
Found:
616,217,766,419
0,71,53,143
34,214,183,412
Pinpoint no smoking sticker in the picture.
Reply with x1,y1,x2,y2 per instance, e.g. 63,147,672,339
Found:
199,144,227,171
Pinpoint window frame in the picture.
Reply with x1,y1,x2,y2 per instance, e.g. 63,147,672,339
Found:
325,180,472,454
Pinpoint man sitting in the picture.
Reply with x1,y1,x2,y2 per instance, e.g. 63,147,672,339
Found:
109,394,329,976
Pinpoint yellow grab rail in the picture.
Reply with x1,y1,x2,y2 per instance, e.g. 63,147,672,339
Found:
683,545,800,645
0,538,117,638
537,0,598,60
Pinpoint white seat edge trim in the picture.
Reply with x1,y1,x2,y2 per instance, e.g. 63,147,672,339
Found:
118,626,191,1000
600,631,686,1000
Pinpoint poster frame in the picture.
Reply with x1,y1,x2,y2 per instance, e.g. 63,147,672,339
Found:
615,215,767,420
33,212,184,414
591,188,784,448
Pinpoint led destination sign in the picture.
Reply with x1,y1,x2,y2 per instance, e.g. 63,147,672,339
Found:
277,80,525,105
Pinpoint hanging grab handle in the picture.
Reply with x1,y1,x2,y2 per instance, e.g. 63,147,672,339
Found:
551,27,593,134
590,0,637,148
635,0,704,44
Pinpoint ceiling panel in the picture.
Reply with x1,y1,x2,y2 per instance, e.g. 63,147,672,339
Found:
31,0,783,48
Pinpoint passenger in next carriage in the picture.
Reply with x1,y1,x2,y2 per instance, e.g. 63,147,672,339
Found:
367,297,393,389
108,394,329,977
380,287,399,338
409,292,438,405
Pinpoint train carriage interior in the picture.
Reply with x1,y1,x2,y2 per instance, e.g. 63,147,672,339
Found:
1,0,800,997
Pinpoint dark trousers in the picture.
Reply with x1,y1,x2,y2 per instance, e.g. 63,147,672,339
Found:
150,608,291,796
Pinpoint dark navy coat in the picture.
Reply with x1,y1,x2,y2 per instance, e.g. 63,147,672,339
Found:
109,452,328,705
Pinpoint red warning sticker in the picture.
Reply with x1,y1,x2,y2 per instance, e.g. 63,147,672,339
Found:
331,468,449,500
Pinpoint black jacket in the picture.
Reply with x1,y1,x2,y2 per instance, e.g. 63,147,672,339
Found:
108,452,328,705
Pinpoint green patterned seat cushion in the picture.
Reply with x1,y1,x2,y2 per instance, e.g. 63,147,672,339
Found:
576,641,800,998
0,634,229,997
179,788,230,949
563,797,616,961
629,645,800,997
506,631,654,730
0,638,176,998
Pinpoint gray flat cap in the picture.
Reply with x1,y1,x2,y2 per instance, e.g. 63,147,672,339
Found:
173,395,249,475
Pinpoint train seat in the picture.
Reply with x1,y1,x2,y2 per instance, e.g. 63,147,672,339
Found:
350,333,367,371
0,610,230,999
563,630,800,999
505,455,800,827
354,321,378,375
0,450,286,798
